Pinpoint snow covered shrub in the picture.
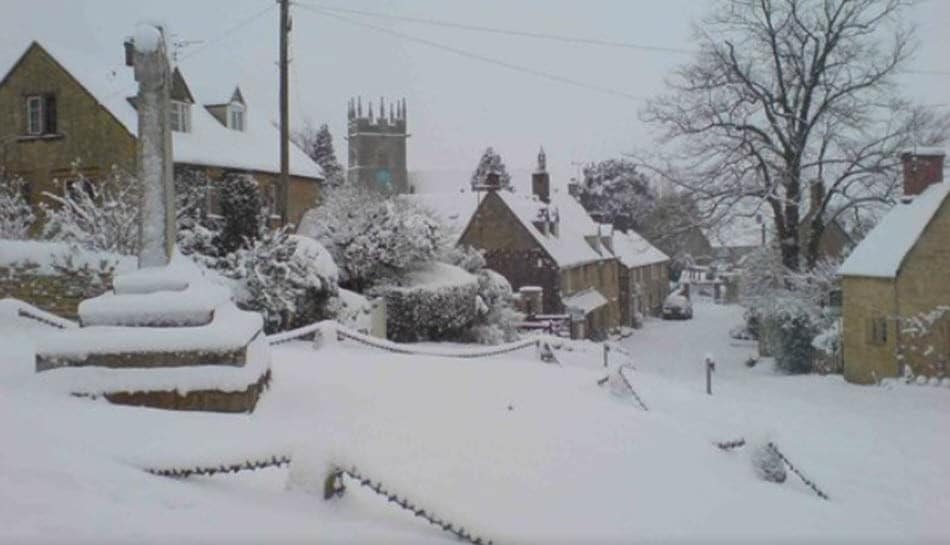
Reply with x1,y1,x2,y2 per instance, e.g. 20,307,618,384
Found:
41,167,139,255
0,171,34,239
215,173,260,255
302,184,444,291
751,443,786,484
466,269,519,344
440,244,487,274
221,229,338,333
380,263,479,342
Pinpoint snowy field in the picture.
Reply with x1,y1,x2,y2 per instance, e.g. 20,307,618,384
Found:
2,299,949,543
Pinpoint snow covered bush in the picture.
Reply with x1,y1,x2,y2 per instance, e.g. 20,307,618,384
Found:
466,269,519,344
379,263,479,342
41,167,139,255
470,147,512,190
440,244,486,274
302,184,444,291
740,247,841,374
220,229,338,333
215,173,260,255
0,171,34,239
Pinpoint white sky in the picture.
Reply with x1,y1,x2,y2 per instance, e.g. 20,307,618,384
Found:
2,0,949,186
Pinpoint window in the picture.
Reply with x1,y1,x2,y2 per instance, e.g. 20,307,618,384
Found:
170,101,191,132
868,318,888,345
228,103,245,131
25,94,56,135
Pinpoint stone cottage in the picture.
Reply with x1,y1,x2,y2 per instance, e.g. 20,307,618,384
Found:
838,149,950,384
609,226,671,323
0,41,323,227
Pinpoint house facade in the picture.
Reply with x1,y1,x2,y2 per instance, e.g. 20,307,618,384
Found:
0,41,323,228
611,228,671,323
838,150,950,384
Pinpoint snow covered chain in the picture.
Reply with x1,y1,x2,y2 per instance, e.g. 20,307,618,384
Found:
325,466,497,545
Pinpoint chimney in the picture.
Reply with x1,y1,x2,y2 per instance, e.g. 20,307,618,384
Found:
532,147,550,203
123,39,134,66
901,149,945,197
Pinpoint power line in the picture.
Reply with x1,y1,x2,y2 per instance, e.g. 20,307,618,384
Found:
295,1,950,77
294,4,648,103
179,3,276,62
294,0,691,55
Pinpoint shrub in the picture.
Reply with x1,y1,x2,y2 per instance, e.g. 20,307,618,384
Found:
380,263,479,342
0,171,34,239
215,173,261,255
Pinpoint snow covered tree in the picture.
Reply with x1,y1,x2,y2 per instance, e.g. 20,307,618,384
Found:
470,147,512,191
294,122,344,188
214,173,260,255
0,171,34,239
577,159,656,232
301,184,445,291
644,0,949,271
41,167,139,255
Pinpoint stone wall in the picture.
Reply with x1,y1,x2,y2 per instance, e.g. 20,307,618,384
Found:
0,262,114,320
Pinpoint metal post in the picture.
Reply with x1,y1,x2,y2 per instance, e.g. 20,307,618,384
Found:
603,344,610,368
705,356,715,395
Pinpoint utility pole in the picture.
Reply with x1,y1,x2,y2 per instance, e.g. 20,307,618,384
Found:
278,0,290,226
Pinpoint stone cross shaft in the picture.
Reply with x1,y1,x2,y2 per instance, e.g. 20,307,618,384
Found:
132,26,176,268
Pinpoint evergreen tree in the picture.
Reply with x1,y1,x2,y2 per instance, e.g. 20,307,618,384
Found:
577,159,656,232
470,147,511,191
297,123,344,187
215,173,261,255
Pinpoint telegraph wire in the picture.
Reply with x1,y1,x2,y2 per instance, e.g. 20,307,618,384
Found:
294,3,648,103
179,3,277,62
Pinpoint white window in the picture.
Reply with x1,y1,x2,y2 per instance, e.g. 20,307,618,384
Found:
228,103,245,131
170,101,191,132
26,95,44,135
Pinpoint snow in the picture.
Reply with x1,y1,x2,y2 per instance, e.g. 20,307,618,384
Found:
839,181,950,278
132,24,161,53
612,228,669,268
0,239,135,275
2,41,323,181
562,287,608,314
390,262,476,291
900,146,946,156
3,299,950,542
289,234,339,285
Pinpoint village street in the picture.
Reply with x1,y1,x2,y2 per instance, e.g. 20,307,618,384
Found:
6,297,950,543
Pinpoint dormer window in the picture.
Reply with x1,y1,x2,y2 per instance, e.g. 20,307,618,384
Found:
170,100,191,132
228,103,245,131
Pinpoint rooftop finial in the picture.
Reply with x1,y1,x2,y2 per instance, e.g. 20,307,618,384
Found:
537,146,547,173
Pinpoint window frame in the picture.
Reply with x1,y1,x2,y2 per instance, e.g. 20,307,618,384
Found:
868,317,888,346
170,100,191,133
228,102,245,131
26,95,44,135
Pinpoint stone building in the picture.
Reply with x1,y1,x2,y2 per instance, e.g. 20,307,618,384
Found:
839,149,950,384
0,41,323,227
609,227,671,323
455,151,622,338
346,97,409,194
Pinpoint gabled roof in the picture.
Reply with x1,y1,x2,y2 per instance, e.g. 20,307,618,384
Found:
1,41,322,180
839,181,950,278
494,190,610,268
612,229,669,268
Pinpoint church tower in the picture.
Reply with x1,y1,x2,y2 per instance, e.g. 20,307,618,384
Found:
346,97,409,194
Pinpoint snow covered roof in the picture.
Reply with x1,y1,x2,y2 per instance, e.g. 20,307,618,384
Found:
612,229,669,268
838,181,950,278
496,190,609,268
562,287,608,315
4,41,322,180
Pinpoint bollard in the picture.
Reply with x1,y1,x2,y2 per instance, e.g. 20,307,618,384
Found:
603,344,610,368
705,356,715,395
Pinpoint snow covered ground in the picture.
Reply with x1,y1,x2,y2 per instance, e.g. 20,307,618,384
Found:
1,298,949,543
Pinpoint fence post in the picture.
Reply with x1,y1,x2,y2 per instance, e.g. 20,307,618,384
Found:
705,355,715,395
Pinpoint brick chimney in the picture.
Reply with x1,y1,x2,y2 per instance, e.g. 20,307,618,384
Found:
901,149,945,197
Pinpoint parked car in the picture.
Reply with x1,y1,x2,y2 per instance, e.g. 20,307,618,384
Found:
662,293,693,320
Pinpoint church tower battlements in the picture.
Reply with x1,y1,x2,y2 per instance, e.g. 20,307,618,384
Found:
347,97,409,194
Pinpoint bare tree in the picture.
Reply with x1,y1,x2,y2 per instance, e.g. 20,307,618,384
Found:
642,0,948,270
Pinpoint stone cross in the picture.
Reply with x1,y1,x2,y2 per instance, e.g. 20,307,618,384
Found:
131,25,176,268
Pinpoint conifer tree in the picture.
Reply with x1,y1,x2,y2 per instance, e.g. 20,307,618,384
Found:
470,147,511,191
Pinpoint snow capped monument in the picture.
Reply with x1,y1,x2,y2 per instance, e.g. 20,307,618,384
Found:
33,26,271,413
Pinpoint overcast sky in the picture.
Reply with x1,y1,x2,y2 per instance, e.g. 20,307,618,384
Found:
3,0,950,186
